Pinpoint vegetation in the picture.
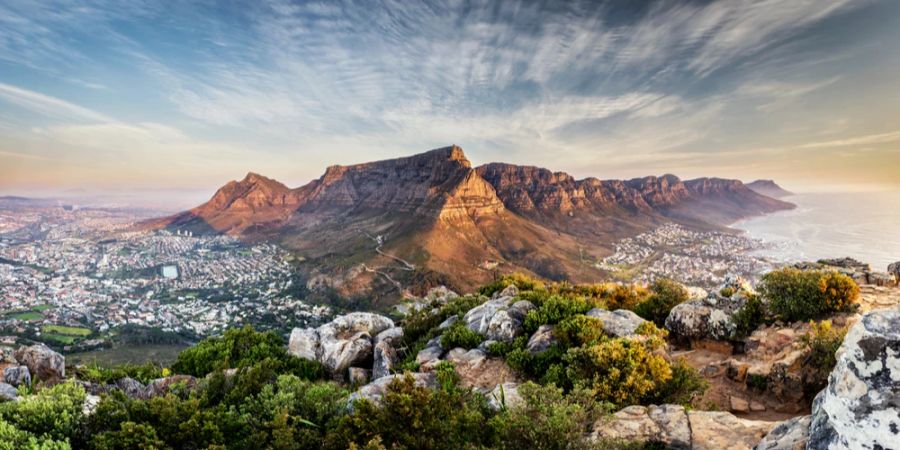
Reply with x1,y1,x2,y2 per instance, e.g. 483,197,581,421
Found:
633,279,689,327
440,321,484,350
731,294,767,338
758,268,859,322
801,320,848,395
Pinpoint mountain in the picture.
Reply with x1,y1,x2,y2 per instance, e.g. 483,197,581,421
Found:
149,146,794,303
746,179,793,198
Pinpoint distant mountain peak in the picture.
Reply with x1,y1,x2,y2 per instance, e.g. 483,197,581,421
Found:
746,179,793,198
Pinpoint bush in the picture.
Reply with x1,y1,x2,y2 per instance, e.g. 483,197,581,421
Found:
633,279,689,326
731,294,767,338
489,382,603,450
440,322,484,350
0,417,70,450
478,273,544,297
523,295,592,333
651,359,708,407
0,381,86,445
556,315,604,348
565,339,672,407
801,320,848,395
759,268,859,322
171,325,326,379
719,287,735,298
90,422,165,450
75,362,165,385
604,284,649,311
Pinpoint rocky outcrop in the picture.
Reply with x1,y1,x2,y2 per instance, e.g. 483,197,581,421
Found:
347,372,436,408
592,404,775,450
115,377,146,398
288,312,397,378
3,365,31,387
665,277,751,343
526,325,557,354
486,382,524,411
889,261,900,280
144,375,197,398
372,341,397,380
754,415,810,450
445,348,518,389
14,344,65,382
463,295,532,342
798,257,898,287
586,308,647,338
807,306,900,449
0,382,17,401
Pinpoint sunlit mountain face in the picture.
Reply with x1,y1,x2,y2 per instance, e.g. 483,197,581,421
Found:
1,0,899,200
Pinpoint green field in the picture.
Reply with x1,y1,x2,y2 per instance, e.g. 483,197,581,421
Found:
43,325,92,336
68,344,188,366
7,311,42,321
32,304,54,311
43,333,76,344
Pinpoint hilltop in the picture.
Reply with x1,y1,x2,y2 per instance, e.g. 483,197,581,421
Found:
746,179,793,198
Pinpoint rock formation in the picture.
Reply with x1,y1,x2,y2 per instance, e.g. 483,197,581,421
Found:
288,312,399,379
13,344,65,382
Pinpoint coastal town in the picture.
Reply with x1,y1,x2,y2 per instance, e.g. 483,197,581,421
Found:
597,223,777,287
0,202,330,352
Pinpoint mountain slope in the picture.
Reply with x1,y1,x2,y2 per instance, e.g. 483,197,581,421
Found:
746,179,793,198
150,146,795,303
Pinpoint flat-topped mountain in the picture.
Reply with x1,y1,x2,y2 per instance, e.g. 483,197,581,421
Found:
149,146,794,302
746,179,793,198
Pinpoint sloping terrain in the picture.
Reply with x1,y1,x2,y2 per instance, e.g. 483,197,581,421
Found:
149,146,794,304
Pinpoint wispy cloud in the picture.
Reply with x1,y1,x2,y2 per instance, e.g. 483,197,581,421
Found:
798,131,900,149
0,82,112,122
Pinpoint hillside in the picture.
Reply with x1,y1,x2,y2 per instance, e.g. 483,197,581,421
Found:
149,146,794,303
746,179,793,198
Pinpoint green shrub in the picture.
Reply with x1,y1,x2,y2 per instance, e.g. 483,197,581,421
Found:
90,422,165,450
440,322,484,350
0,417,71,450
651,359,708,407
731,294,767,338
75,362,165,385
719,287,735,298
523,294,592,333
759,268,859,322
605,284,649,311
0,381,86,444
565,339,672,407
801,320,848,395
478,273,544,297
633,279,689,327
489,382,603,450
171,325,325,379
556,315,604,348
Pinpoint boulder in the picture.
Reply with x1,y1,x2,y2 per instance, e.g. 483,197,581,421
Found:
665,294,744,342
144,375,197,398
14,344,65,382
754,415,810,450
288,312,396,377
486,382,524,411
591,404,691,449
445,348,517,389
347,372,436,407
688,410,776,450
495,284,519,299
869,271,897,287
526,325,557,354
807,306,900,450
438,315,459,330
374,326,403,347
3,365,31,387
586,308,647,338
394,286,458,316
372,341,397,380
592,405,775,450
115,377,146,398
0,382,17,402
348,367,369,385
888,261,900,279
463,297,530,343
415,336,445,368
730,396,750,413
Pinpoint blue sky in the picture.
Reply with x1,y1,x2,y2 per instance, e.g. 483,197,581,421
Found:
1,0,899,201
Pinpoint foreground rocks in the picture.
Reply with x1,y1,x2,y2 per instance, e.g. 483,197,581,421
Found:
754,415,810,450
347,372,436,407
463,288,533,342
586,308,647,338
289,312,399,379
592,404,776,450
665,276,752,343
13,344,65,382
806,306,900,449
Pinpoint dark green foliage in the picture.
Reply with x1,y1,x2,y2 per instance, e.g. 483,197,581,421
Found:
171,325,326,379
633,279,689,327
75,362,165,385
650,359,709,407
488,382,604,450
328,372,494,450
0,381,86,446
746,374,768,391
759,268,859,322
731,294,767,338
523,294,592,334
90,422,165,450
440,322,484,350
556,315,604,348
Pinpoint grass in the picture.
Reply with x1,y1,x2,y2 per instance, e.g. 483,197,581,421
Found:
8,311,43,321
43,333,76,344
43,325,92,336
32,304,54,311
68,344,188,366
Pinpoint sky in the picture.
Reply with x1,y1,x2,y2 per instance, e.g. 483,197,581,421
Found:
1,0,899,206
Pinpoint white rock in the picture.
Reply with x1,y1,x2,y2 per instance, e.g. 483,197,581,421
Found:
586,308,647,338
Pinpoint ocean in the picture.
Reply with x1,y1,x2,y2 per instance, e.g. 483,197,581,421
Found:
733,191,899,272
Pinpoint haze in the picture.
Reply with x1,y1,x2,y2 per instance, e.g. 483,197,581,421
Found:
1,0,899,203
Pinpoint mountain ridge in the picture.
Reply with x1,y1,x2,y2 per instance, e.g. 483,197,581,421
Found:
147,146,795,301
